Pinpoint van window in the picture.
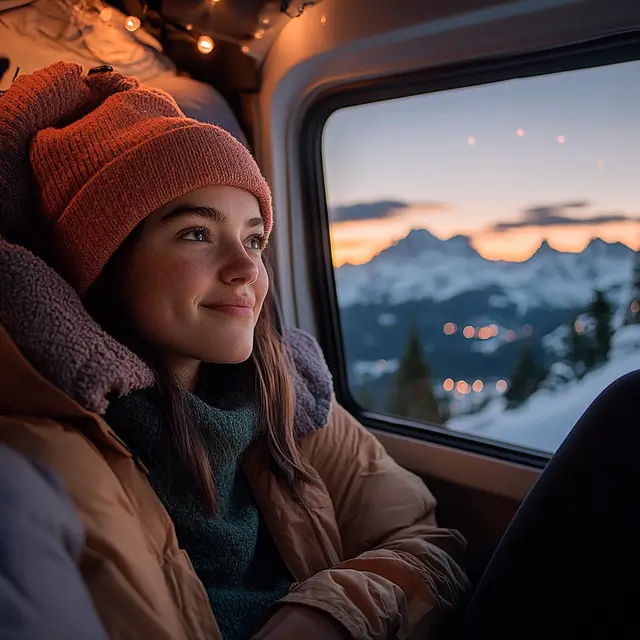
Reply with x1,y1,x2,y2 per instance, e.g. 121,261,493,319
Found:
322,59,640,454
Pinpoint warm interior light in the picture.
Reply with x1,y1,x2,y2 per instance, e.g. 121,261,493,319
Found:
124,16,141,32
197,35,215,54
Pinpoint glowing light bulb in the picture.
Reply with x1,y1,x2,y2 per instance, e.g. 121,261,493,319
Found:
125,16,141,32
197,35,215,54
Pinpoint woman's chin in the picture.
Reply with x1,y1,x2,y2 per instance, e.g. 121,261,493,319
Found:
199,343,254,365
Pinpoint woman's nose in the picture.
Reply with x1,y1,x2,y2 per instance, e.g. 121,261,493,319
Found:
218,245,259,285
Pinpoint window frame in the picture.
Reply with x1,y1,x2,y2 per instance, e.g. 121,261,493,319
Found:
298,31,640,468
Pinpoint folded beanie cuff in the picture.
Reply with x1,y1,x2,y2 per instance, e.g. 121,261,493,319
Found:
53,123,273,295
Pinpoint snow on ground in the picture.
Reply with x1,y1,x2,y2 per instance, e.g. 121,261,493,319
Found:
448,326,640,453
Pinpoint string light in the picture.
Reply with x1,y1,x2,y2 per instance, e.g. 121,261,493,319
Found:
124,16,141,32
197,35,215,54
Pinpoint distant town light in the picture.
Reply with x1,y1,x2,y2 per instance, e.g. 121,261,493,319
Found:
463,325,475,339
443,322,456,335
496,379,508,393
557,135,566,144
488,323,499,337
472,380,484,392
517,128,525,137
631,301,639,314
574,320,583,333
506,329,517,342
456,380,470,394
467,136,475,146
443,378,454,392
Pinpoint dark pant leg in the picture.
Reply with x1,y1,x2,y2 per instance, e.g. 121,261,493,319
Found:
455,369,640,640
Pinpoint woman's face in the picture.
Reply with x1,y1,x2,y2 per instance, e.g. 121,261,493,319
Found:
121,184,269,379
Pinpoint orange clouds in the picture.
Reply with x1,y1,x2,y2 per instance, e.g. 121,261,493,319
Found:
330,217,639,266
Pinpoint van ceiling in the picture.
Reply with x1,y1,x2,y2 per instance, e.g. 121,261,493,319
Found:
105,1,325,95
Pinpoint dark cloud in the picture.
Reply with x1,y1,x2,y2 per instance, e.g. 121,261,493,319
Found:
329,201,408,222
330,200,450,222
491,200,638,232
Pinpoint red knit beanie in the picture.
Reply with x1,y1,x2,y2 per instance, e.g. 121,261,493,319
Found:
15,62,273,296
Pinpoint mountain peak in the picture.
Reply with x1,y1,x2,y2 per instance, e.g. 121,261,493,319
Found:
530,239,559,259
372,229,478,261
583,237,634,258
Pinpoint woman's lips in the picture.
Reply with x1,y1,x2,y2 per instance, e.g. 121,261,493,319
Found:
203,304,254,318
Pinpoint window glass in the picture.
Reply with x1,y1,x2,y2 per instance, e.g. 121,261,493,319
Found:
322,60,640,454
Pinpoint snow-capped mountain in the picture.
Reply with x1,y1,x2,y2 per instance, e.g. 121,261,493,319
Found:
335,229,635,314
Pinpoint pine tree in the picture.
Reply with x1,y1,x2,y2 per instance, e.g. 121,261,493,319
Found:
564,316,588,378
626,249,640,325
387,326,443,425
505,340,541,408
587,289,613,365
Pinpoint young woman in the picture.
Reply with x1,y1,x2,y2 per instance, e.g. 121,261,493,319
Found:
0,62,469,639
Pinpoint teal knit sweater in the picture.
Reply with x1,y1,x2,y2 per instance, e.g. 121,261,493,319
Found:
104,380,293,640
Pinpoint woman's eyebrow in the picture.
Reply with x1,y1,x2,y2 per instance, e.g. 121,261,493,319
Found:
160,205,228,225
160,206,264,229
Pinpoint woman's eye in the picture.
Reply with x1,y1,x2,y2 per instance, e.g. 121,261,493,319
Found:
247,236,265,251
182,229,208,242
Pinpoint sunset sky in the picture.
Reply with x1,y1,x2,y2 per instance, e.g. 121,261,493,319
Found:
322,59,640,266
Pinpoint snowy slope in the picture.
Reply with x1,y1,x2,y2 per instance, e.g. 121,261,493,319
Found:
447,325,640,452
335,230,634,312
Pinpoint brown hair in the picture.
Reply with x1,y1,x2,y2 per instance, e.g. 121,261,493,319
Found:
85,226,314,513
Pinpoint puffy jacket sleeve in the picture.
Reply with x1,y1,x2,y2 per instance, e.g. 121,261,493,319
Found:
278,400,470,639
0,444,108,640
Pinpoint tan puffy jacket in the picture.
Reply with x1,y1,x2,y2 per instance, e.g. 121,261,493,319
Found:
0,325,469,639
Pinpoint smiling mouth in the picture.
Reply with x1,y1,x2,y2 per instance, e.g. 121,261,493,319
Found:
202,304,254,318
